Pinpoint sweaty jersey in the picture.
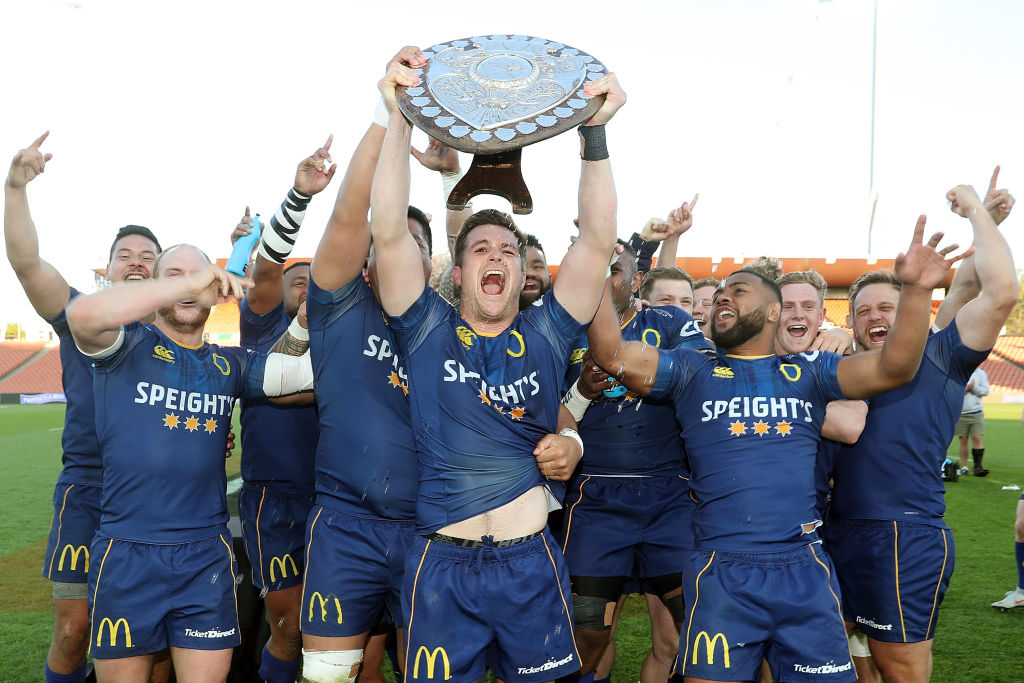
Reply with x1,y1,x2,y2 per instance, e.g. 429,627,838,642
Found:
566,306,710,476
46,288,102,486
648,350,845,551
92,323,265,543
829,319,988,526
306,274,418,520
389,288,583,533
238,299,318,493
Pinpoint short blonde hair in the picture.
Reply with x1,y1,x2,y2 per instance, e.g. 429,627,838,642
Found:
777,269,828,305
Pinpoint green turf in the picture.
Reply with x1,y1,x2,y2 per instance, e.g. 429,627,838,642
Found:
2,403,1023,681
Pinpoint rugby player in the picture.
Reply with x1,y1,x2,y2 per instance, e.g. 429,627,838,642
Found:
559,241,709,682
4,132,166,683
586,217,966,683
826,181,1017,683
65,244,313,682
228,139,335,682
370,55,623,682
691,277,719,339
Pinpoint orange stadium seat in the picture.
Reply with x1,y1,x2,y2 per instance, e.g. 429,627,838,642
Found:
823,300,850,329
205,301,240,346
0,341,45,377
979,357,1024,394
0,346,63,394
993,336,1024,366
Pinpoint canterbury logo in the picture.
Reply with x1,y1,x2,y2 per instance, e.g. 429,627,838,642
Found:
153,345,175,363
269,555,298,583
692,631,730,668
58,544,89,572
212,353,231,376
569,348,586,365
307,592,343,624
412,646,451,680
712,367,734,379
456,326,476,349
96,617,133,648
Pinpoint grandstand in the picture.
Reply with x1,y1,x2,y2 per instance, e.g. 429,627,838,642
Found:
0,346,62,394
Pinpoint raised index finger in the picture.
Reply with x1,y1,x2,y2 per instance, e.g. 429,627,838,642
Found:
690,193,699,210
30,131,50,149
322,134,333,152
988,165,1001,194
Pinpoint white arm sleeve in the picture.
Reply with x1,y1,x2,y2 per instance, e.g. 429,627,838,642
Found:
263,350,314,396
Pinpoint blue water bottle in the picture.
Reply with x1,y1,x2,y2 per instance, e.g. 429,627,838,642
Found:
226,214,261,276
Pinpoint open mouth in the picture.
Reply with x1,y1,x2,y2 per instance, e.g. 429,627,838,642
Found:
124,272,146,282
868,325,888,344
715,308,736,324
481,270,506,296
522,278,540,293
787,324,808,339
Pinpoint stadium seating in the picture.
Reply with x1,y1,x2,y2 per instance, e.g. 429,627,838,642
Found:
0,346,62,393
0,341,45,377
205,301,241,346
993,336,1024,366
980,356,1024,395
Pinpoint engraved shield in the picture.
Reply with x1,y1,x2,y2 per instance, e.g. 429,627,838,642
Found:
397,35,607,155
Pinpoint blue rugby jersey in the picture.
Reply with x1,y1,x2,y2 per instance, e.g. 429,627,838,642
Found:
92,323,265,543
567,306,711,476
648,349,845,551
389,288,584,533
45,289,102,486
830,319,988,526
306,274,418,520
238,299,318,493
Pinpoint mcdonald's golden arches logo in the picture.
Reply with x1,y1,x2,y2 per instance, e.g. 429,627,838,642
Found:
412,645,451,680
269,554,298,583
692,630,730,668
308,592,343,624
96,617,133,648
58,544,89,572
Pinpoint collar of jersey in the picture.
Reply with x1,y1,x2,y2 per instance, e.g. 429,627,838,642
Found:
619,310,637,329
461,322,505,338
164,336,205,350
724,353,773,359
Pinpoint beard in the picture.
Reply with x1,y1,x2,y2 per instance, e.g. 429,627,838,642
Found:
711,307,768,350
158,303,211,336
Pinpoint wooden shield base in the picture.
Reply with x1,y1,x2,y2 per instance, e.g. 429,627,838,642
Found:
447,149,532,215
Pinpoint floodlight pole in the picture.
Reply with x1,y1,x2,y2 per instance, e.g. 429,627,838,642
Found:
867,0,878,255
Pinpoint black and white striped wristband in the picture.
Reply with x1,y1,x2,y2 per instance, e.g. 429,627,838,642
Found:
258,188,312,264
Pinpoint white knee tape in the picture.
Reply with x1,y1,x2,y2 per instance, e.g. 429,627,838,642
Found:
848,629,871,658
301,648,364,683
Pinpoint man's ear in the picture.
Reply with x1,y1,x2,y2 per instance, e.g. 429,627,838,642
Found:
631,271,644,295
452,266,462,287
767,301,781,323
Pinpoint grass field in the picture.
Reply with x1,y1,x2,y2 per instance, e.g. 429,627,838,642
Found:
1,403,1022,681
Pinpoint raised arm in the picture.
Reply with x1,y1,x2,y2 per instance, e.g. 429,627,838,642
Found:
244,138,335,313
586,280,662,395
411,137,473,256
945,184,1018,350
311,48,426,292
658,193,698,268
4,131,70,319
837,216,970,399
933,166,1014,328
551,74,626,324
370,59,427,316
67,265,247,355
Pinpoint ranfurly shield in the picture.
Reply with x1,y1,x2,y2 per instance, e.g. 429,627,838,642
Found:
397,35,607,214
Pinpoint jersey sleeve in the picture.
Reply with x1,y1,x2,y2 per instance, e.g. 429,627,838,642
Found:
522,290,587,360
239,299,287,348
307,273,371,331
388,285,452,356
800,350,846,403
43,287,79,338
932,317,991,384
91,322,150,372
647,305,711,352
237,347,269,399
647,347,708,401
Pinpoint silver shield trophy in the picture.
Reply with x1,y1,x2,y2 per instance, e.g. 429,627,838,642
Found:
397,35,607,214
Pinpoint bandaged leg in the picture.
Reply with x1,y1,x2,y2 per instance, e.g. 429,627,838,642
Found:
301,648,364,683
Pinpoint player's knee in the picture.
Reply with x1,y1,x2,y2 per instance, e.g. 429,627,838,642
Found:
848,629,871,659
646,572,685,623
573,595,612,631
301,648,364,683
1014,517,1024,541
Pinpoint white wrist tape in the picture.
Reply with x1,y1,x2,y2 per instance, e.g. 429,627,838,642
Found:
263,350,314,396
373,96,389,128
561,379,593,422
559,428,584,457
287,315,309,342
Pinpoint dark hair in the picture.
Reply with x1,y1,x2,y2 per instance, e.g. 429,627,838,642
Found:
525,233,545,256
407,205,433,257
732,268,783,303
108,225,161,262
283,260,311,277
639,266,694,301
453,209,527,267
